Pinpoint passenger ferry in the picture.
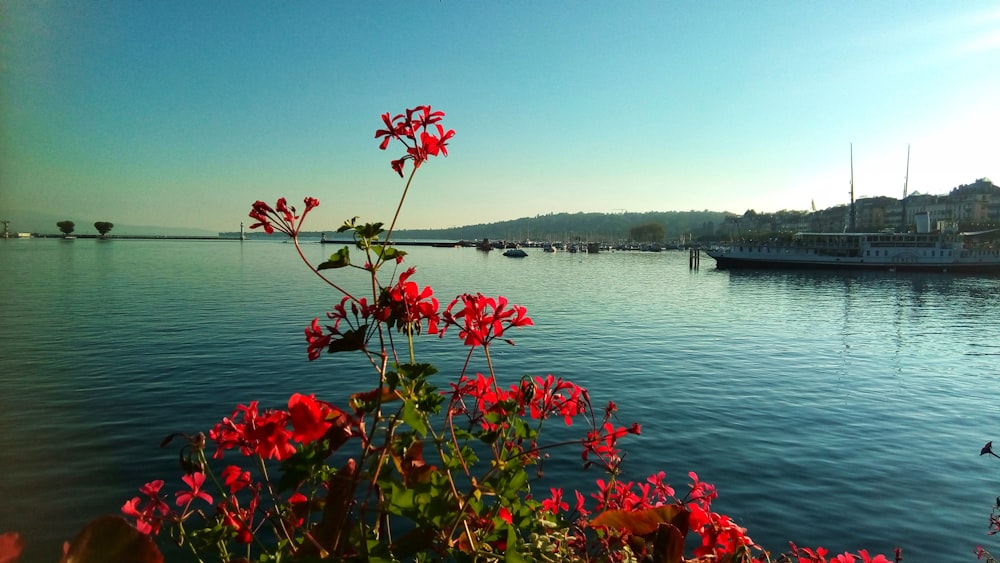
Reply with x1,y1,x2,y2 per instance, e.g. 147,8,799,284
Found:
707,146,1000,273
706,226,1000,273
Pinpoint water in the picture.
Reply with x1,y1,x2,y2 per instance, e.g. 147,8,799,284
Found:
1,238,999,561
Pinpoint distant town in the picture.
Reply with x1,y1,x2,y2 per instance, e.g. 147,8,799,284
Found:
4,178,997,244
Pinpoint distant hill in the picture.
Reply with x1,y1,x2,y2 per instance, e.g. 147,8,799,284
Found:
391,210,731,242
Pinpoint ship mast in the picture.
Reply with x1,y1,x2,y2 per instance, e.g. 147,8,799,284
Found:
901,144,910,232
848,143,856,233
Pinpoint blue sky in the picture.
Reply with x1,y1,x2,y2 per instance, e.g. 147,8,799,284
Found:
2,1,998,233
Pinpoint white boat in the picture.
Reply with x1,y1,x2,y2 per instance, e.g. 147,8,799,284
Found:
705,229,1000,273
707,145,1000,273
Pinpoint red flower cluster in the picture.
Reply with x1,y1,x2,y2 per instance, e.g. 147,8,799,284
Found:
380,267,441,335
208,393,351,461
305,267,441,360
441,293,533,347
449,373,586,434
121,480,171,535
789,543,896,563
248,196,319,237
375,105,455,177
582,421,641,471
689,501,756,558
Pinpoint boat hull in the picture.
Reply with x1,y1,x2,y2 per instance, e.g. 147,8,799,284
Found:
708,254,1000,274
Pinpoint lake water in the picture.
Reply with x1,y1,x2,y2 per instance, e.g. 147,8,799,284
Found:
1,238,999,561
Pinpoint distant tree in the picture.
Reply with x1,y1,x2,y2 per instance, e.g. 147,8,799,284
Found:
57,220,75,236
94,221,114,237
628,222,665,242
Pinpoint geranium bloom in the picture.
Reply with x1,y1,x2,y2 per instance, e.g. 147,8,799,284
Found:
646,471,675,501
220,495,256,544
305,318,332,361
288,392,333,444
375,105,454,177
208,402,296,461
687,471,718,509
122,480,172,535
381,267,440,334
582,422,640,469
175,472,213,506
541,488,569,514
248,196,319,237
497,506,513,525
688,502,756,559
221,465,252,494
440,293,533,347
522,374,585,425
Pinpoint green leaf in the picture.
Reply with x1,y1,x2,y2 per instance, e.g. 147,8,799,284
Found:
397,362,438,382
505,524,527,563
402,400,428,436
336,216,360,233
373,245,407,262
326,325,368,354
358,221,385,239
318,246,350,270
276,442,329,492
389,482,417,512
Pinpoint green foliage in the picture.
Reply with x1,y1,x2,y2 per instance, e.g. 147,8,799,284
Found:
629,222,665,242
56,220,75,235
318,246,351,270
94,221,114,236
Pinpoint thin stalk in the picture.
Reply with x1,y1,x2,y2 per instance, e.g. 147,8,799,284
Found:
292,235,357,301
379,167,418,268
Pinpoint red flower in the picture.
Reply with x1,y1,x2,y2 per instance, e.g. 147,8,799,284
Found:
687,471,718,509
248,196,319,237
646,471,675,502
381,267,440,334
440,293,533,347
522,375,585,425
175,472,213,507
422,124,455,157
221,465,252,494
305,318,332,361
789,543,830,563
122,480,172,535
208,402,296,461
288,393,333,444
220,495,257,544
688,503,756,558
375,105,454,177
497,506,513,525
541,488,569,514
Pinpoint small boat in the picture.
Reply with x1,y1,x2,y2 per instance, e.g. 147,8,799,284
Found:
503,248,527,258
